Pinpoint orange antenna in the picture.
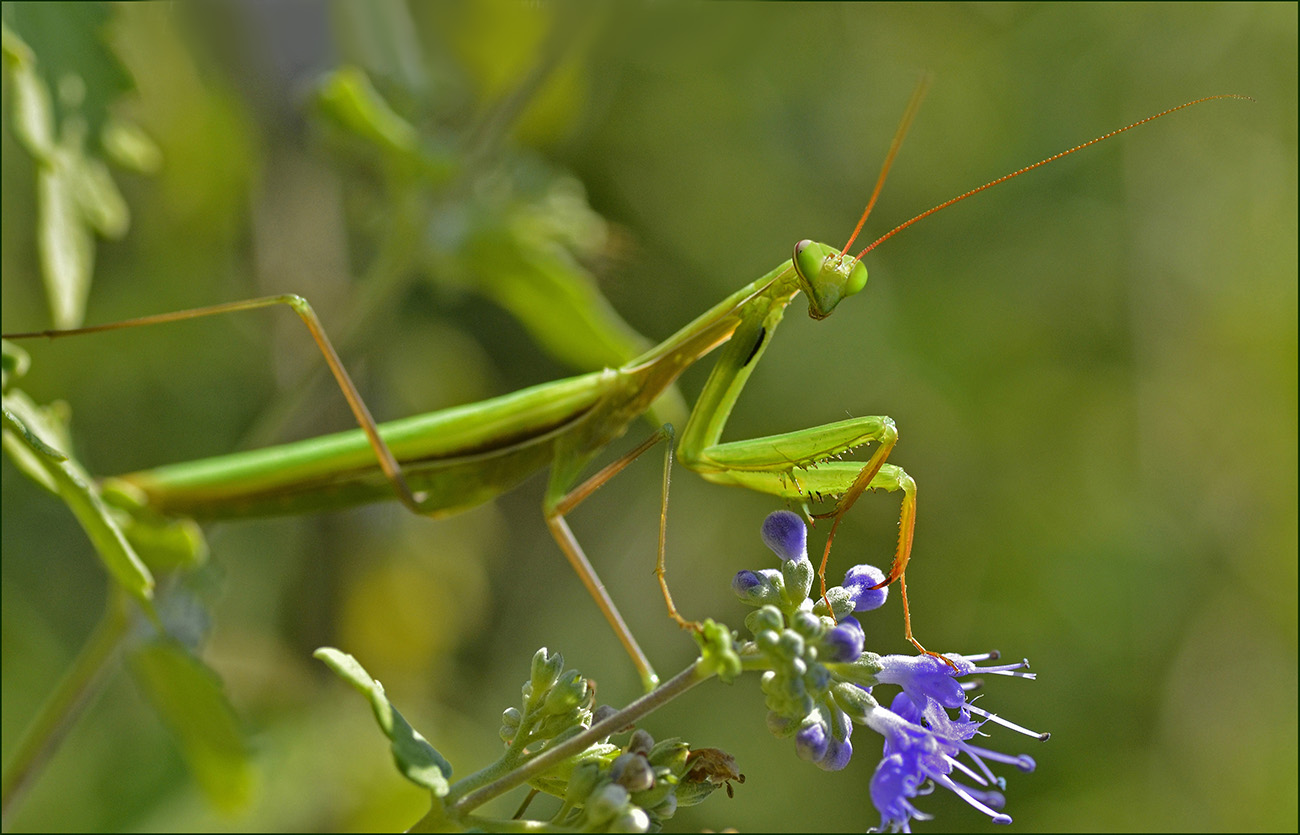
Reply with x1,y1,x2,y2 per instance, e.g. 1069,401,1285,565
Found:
857,94,1253,258
840,74,932,256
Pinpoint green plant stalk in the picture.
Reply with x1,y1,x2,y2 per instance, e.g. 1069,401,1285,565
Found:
0,589,132,825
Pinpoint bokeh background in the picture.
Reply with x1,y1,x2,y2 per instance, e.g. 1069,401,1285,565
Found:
3,2,1295,831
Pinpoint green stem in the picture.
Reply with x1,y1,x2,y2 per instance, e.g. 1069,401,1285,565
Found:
446,660,711,817
1,590,132,825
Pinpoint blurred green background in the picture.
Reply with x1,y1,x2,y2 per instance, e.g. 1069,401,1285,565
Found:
2,2,1295,831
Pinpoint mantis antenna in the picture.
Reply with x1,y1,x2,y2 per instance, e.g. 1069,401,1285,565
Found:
855,93,1254,259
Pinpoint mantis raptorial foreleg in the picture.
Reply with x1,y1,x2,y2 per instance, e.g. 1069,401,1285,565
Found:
672,276,936,656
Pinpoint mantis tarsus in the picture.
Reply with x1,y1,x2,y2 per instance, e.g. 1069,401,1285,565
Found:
4,91,1247,691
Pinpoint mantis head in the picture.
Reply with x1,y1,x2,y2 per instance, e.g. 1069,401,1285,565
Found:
792,240,868,320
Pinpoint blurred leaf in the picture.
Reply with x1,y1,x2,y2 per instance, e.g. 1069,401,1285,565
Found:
313,65,456,182
2,21,55,158
69,152,128,238
314,647,452,796
2,1,133,151
36,148,95,328
127,640,254,814
2,339,32,393
2,388,155,609
100,115,160,173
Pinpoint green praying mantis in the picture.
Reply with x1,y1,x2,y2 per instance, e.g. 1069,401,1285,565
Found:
3,90,1247,692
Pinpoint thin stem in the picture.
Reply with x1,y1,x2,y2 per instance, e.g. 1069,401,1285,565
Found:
447,660,711,816
1,591,132,826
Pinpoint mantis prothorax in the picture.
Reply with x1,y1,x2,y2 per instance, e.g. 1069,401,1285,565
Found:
4,91,1249,691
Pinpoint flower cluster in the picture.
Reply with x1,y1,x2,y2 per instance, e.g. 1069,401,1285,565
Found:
734,511,1047,831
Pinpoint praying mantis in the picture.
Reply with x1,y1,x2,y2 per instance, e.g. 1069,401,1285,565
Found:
2,91,1247,694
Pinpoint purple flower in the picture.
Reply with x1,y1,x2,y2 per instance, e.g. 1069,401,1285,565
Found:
864,654,1044,831
842,563,888,612
795,714,829,763
760,510,807,562
822,616,864,662
876,652,975,710
819,734,853,772
796,707,855,771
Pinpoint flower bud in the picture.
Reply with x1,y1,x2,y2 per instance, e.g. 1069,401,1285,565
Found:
775,629,805,660
795,711,829,763
610,807,651,833
745,605,784,636
821,616,864,662
564,760,602,805
766,710,798,738
732,568,784,606
543,670,589,715
781,554,814,606
612,752,655,793
842,564,888,612
813,585,855,620
585,783,630,826
627,729,655,757
647,738,690,773
761,510,807,561
790,609,825,641
803,660,831,693
650,792,678,821
530,647,565,695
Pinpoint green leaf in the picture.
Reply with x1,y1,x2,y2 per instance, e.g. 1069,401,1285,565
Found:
2,389,155,609
127,641,254,813
314,647,453,796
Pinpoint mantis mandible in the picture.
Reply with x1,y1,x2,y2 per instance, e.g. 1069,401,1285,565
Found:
4,91,1247,691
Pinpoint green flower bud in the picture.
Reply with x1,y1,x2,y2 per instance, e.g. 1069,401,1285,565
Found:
766,710,798,738
830,680,878,723
627,729,655,756
610,807,651,833
790,609,826,641
647,738,690,774
781,556,814,607
812,585,855,621
776,629,805,660
585,783,629,826
649,792,678,821
543,670,589,716
746,605,785,636
612,752,655,793
530,647,565,695
564,760,602,806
